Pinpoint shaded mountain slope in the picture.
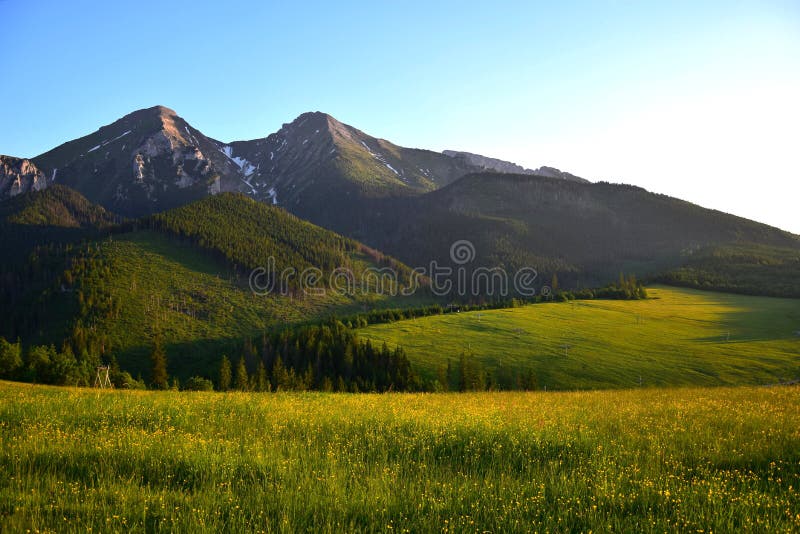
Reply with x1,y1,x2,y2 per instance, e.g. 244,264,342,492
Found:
336,172,800,291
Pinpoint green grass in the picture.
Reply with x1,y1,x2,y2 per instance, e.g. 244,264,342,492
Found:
0,381,798,532
361,286,800,389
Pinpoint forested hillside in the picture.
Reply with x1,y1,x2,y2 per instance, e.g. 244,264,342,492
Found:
334,173,800,293
0,189,428,384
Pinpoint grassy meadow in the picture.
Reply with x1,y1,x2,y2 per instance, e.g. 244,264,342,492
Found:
0,381,798,532
361,286,800,389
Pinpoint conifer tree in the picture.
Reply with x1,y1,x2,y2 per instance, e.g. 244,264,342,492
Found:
150,336,168,390
255,360,270,392
219,355,232,391
235,357,249,391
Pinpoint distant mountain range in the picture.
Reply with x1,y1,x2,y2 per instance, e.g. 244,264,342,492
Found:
1,105,798,296
4,106,569,219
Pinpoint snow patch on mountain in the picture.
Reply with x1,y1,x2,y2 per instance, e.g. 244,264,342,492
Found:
232,156,256,177
220,145,256,177
360,141,404,180
87,130,132,155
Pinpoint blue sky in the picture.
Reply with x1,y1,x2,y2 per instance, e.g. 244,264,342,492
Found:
1,0,799,232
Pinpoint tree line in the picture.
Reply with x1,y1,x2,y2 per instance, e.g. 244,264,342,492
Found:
0,336,145,388
208,320,417,392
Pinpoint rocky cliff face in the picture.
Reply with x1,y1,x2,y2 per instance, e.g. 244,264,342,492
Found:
31,106,242,217
0,156,50,199
442,151,589,183
531,165,588,183
443,150,536,175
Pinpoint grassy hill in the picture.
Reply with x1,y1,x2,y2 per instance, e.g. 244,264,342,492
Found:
1,192,429,379
360,286,800,389
1,381,798,532
53,231,412,379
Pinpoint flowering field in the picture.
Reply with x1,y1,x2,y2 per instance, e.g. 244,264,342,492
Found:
1,381,798,532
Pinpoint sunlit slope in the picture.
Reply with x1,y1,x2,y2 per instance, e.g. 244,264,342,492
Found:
361,286,800,389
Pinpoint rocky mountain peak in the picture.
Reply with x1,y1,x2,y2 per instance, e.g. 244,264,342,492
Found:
0,156,50,198
2,106,591,221
26,106,240,216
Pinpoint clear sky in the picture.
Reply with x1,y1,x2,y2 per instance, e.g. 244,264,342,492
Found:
1,0,798,233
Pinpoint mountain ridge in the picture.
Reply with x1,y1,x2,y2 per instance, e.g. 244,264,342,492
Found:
330,171,800,292
441,150,588,183
2,105,798,298
0,105,584,221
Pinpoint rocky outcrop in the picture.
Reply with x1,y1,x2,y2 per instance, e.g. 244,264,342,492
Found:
443,151,590,183
0,156,49,199
531,166,588,183
443,150,536,175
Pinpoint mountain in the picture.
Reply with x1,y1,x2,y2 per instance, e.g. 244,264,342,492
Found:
220,111,486,227
443,150,535,175
0,156,51,198
10,106,589,225
333,172,800,293
19,107,491,220
31,106,246,217
4,105,797,297
442,150,588,183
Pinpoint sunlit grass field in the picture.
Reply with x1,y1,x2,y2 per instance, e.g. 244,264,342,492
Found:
361,286,800,389
1,381,798,532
